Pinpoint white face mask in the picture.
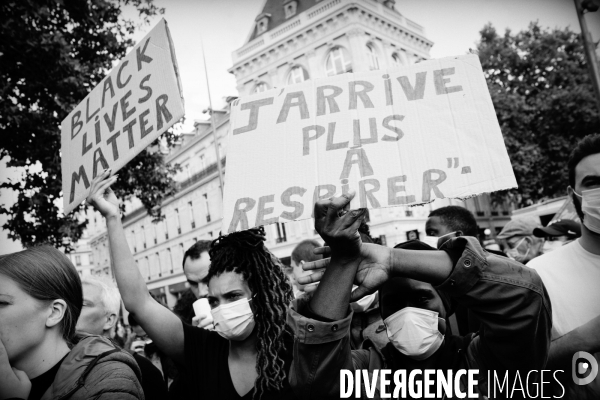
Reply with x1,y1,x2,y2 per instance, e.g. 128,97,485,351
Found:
384,307,444,361
350,286,377,313
211,297,255,341
505,237,530,262
574,187,600,234
421,235,440,249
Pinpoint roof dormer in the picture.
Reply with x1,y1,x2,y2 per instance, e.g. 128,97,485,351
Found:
283,0,298,19
255,13,272,35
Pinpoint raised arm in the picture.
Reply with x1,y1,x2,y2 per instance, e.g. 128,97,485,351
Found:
87,170,184,363
307,193,365,320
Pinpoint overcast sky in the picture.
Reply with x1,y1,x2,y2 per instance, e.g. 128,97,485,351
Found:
1,0,599,254
137,0,600,132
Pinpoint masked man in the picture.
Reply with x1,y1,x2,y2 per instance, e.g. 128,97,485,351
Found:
495,218,544,263
287,192,551,399
528,134,600,399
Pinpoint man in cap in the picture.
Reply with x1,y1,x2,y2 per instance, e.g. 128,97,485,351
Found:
533,219,581,253
496,218,544,263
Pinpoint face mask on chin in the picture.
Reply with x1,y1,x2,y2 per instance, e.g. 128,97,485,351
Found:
573,187,600,234
211,297,255,341
350,286,377,312
384,307,445,361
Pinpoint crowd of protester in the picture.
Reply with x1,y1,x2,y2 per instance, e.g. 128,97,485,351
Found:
0,133,598,399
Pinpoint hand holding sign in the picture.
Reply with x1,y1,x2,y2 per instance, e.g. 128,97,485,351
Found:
86,169,120,220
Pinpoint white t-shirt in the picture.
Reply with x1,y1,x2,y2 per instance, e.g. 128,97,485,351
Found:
528,239,600,339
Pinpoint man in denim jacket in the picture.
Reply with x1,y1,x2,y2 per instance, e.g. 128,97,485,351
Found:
287,193,552,399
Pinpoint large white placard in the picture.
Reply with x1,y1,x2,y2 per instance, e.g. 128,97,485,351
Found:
222,54,516,233
61,18,184,214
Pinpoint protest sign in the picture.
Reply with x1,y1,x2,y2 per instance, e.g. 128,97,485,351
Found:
61,18,184,214
222,54,517,234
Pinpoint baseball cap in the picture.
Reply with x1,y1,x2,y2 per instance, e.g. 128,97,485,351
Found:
533,219,581,238
496,218,539,240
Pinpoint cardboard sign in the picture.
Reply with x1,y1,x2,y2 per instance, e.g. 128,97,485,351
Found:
61,18,184,214
222,54,517,233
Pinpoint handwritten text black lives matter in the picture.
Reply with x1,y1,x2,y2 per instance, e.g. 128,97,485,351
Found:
227,67,473,232
67,38,175,205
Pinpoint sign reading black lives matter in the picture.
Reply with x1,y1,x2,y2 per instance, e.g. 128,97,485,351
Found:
61,19,184,214
222,54,517,233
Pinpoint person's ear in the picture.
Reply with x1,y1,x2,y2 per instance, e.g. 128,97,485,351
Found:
46,299,67,329
455,230,464,237
103,312,118,332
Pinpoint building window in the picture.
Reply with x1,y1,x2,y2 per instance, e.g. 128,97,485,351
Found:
392,52,405,68
256,14,270,35
284,0,297,19
164,219,169,240
141,225,146,249
153,225,158,245
132,230,137,253
325,47,352,76
275,223,287,243
175,208,181,234
286,66,309,85
189,201,196,229
254,82,269,93
156,252,161,277
203,194,211,223
167,248,173,273
89,254,94,264
366,44,380,70
199,154,206,171
75,255,81,266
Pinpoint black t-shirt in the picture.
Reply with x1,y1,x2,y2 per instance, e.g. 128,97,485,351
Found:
182,321,297,400
28,354,68,400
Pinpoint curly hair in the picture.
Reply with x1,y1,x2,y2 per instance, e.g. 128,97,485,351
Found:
206,227,294,399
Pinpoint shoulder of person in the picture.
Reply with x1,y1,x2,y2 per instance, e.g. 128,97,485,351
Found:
43,334,143,400
527,239,578,269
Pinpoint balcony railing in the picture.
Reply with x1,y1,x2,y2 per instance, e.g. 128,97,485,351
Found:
177,158,226,192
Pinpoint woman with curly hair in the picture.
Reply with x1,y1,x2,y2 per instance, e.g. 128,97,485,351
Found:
87,170,296,399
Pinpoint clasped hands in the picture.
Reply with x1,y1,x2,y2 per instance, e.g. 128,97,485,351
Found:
297,191,393,302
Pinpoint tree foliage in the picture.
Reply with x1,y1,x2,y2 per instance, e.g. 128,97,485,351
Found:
0,0,181,251
475,22,600,207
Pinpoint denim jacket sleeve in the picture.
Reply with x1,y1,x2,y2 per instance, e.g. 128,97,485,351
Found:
287,297,375,399
437,236,552,372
